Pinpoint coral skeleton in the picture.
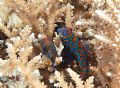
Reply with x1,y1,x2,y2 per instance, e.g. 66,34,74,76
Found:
0,0,119,88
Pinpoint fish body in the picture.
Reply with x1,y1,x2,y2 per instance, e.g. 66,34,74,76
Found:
57,27,90,79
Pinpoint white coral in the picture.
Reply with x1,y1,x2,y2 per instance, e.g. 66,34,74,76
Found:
67,68,84,88
32,70,40,78
55,71,69,88
0,0,4,4
38,33,46,40
84,76,94,88
55,42,64,56
0,4,10,23
7,13,22,28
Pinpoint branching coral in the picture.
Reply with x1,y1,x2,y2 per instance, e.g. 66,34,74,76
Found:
0,25,47,88
67,68,94,88
0,0,119,88
54,71,69,88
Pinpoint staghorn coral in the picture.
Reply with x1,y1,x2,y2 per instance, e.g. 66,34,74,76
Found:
0,0,119,88
0,25,47,88
54,71,69,88
67,68,94,88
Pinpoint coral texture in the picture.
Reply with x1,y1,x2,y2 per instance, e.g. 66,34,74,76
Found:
0,0,119,88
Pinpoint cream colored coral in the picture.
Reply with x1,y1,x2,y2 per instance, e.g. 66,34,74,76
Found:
55,71,69,88
0,24,47,88
65,3,73,27
84,76,94,88
67,68,84,88
7,13,23,28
